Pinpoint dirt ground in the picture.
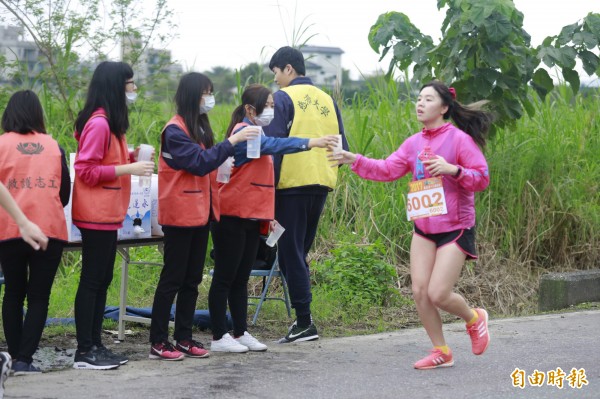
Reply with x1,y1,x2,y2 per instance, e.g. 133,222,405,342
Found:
26,324,279,371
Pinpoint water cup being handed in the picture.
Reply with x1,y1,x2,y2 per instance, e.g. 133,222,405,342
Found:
217,157,234,183
265,220,285,247
138,144,154,187
332,134,343,157
246,126,262,159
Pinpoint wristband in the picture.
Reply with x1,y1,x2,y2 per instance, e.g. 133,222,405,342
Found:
454,166,462,178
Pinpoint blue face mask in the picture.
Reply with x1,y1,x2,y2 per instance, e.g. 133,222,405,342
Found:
200,95,215,114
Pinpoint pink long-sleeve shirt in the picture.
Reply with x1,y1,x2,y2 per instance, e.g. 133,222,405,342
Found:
351,123,489,234
73,108,134,230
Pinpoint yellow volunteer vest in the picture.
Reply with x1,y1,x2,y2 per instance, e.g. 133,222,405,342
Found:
278,85,339,190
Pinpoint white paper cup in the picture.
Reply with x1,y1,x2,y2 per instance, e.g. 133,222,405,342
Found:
265,220,285,247
138,144,153,187
246,126,262,159
217,157,233,183
332,134,343,156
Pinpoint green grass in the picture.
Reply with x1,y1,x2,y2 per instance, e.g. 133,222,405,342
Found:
0,83,598,340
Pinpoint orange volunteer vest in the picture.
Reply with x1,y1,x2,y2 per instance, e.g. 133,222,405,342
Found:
0,132,68,242
72,113,131,226
219,122,275,220
158,115,220,227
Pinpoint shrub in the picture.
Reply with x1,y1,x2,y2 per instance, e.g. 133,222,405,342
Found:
313,239,401,307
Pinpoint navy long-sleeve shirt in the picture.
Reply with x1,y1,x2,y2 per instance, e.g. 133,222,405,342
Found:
232,117,310,167
161,125,235,176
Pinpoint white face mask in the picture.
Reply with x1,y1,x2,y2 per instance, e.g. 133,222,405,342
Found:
125,92,138,106
200,95,215,114
255,108,275,126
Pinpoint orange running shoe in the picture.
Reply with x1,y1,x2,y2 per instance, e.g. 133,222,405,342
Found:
413,348,454,370
467,308,490,355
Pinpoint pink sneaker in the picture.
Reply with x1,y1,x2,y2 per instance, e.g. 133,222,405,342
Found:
414,348,454,370
149,342,184,361
176,339,210,358
466,308,490,355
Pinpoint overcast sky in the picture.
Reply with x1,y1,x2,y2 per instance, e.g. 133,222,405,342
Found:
166,0,599,81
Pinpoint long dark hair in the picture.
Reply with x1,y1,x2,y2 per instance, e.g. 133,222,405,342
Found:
174,72,214,148
1,90,46,134
421,81,493,148
75,61,133,138
226,84,271,137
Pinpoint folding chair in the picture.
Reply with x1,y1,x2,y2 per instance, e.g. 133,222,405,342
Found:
248,253,291,325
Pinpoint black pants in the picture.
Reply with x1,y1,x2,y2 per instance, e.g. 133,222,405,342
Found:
74,228,117,352
275,192,327,318
209,216,260,340
149,225,209,344
0,239,64,363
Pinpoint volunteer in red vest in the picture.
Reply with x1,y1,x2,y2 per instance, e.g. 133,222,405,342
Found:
0,183,47,251
72,61,155,370
0,90,70,374
149,72,257,361
209,84,338,353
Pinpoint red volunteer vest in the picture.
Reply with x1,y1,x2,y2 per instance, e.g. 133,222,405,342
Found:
72,113,131,226
0,132,68,242
219,122,275,220
158,115,220,227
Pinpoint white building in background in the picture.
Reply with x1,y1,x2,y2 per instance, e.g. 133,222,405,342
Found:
299,45,344,89
0,25,43,83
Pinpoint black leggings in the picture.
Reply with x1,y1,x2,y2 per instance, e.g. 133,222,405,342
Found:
149,225,209,344
0,239,64,364
74,228,118,352
209,216,260,340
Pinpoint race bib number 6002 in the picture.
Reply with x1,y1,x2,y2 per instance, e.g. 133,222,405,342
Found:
406,177,448,221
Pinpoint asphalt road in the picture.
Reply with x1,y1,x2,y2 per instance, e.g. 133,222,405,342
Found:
5,310,599,399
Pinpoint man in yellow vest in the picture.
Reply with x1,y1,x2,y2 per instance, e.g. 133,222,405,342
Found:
263,46,348,343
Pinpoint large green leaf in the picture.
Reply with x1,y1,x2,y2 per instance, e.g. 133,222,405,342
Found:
531,68,554,100
584,13,600,38
579,50,600,75
483,12,512,42
557,22,580,46
539,46,576,69
562,68,580,94
572,31,598,48
469,1,496,27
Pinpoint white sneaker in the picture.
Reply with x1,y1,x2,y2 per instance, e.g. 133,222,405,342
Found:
210,333,249,353
235,332,268,352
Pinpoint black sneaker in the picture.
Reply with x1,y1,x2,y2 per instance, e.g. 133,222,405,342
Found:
11,360,41,376
94,345,129,365
278,321,319,343
73,348,120,370
0,352,11,396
